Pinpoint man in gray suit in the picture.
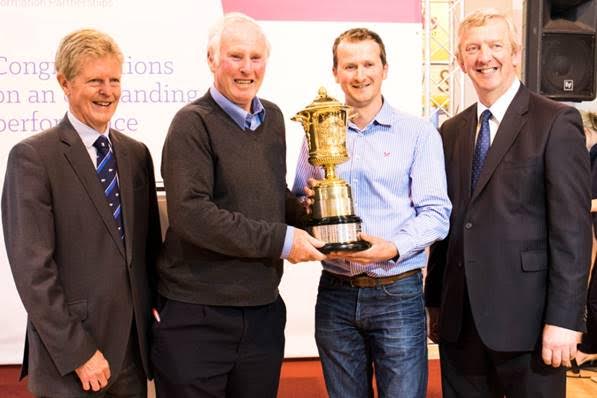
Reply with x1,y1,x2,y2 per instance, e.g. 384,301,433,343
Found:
2,29,161,397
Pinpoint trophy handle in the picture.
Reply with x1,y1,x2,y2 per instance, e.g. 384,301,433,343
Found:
291,113,310,131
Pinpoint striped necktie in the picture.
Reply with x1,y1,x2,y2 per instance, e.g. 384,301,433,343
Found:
93,135,124,240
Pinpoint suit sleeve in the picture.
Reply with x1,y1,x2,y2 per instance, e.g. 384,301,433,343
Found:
425,239,448,308
544,107,592,331
2,141,97,376
424,123,451,308
143,144,162,305
161,109,287,258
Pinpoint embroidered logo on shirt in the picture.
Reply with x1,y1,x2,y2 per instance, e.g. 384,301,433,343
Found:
384,151,391,157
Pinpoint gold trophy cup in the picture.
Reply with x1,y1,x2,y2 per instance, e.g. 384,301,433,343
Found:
292,87,371,253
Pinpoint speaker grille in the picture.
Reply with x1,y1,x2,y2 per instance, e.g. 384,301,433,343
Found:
540,32,596,100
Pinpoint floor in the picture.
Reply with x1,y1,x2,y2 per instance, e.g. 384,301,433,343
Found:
567,368,597,397
1,355,596,397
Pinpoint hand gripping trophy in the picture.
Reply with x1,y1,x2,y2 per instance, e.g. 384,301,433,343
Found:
292,87,371,253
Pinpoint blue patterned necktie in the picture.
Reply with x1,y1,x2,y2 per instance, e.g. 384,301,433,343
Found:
471,109,492,191
93,135,124,240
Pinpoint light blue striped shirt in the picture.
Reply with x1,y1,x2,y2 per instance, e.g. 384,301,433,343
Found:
292,100,451,277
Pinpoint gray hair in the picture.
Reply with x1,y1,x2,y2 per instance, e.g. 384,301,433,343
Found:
207,12,271,65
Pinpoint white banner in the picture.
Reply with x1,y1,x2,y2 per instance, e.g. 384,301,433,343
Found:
0,0,422,362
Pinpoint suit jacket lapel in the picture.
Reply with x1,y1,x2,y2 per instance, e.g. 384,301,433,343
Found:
471,86,529,200
110,130,134,264
59,118,126,258
452,106,477,201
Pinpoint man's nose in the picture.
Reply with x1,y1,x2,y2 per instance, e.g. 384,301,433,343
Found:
98,81,113,96
355,66,365,80
478,45,492,62
239,58,252,73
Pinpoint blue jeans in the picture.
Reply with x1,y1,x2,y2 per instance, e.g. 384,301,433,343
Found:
315,270,427,398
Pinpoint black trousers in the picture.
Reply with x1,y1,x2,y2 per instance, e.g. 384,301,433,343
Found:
439,295,565,398
151,296,286,398
579,258,597,353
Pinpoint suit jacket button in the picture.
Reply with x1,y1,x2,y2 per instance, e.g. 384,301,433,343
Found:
465,222,472,229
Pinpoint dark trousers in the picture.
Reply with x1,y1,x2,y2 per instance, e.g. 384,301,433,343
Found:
580,259,597,353
439,296,565,398
151,296,286,398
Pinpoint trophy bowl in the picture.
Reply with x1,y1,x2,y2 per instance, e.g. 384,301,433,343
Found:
292,87,371,253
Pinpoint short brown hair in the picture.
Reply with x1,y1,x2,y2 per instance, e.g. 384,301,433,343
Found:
332,28,387,69
55,29,123,81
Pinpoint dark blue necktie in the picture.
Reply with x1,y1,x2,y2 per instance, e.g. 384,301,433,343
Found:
93,135,124,240
471,109,492,191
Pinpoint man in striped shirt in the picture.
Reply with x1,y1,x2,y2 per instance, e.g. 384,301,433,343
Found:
293,28,451,398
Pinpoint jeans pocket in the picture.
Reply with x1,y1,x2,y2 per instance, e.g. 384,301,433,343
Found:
381,272,422,298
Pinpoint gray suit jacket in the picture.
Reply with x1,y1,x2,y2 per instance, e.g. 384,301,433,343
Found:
2,116,161,396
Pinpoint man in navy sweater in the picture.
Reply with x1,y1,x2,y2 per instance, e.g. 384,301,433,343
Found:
151,12,325,398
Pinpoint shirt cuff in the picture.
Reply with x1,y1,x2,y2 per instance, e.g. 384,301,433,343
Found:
280,226,295,259
393,235,415,263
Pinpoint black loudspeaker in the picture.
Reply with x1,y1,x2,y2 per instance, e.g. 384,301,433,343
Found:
524,0,597,101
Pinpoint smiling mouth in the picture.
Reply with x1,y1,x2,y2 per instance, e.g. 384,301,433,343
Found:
235,79,254,85
93,101,113,107
351,82,370,89
476,67,498,74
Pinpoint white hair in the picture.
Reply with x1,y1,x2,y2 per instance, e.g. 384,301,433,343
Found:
207,12,271,65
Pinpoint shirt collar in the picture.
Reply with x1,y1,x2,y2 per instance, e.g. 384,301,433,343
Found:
347,97,393,133
477,79,520,124
210,86,265,131
67,111,111,149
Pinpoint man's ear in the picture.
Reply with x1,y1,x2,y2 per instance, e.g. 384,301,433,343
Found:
207,50,216,73
511,46,522,68
457,55,467,74
57,73,70,96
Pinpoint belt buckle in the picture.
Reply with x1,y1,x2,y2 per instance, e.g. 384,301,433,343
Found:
348,275,363,289
350,275,374,288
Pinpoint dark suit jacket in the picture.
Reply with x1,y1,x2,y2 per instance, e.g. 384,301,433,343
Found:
425,84,591,352
2,116,161,396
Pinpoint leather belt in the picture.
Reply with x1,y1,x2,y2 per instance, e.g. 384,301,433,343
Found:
323,269,420,288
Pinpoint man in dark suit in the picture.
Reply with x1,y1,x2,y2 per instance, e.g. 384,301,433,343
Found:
2,29,161,397
425,8,592,397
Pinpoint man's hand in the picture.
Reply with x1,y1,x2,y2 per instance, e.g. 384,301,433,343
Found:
541,324,581,368
427,307,441,343
75,350,111,392
327,232,398,265
287,229,326,264
300,178,318,215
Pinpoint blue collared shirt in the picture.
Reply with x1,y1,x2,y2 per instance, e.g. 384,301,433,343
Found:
209,86,294,258
209,86,266,131
292,100,452,277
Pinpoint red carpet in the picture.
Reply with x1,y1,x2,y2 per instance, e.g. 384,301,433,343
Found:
278,358,442,398
0,359,442,397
